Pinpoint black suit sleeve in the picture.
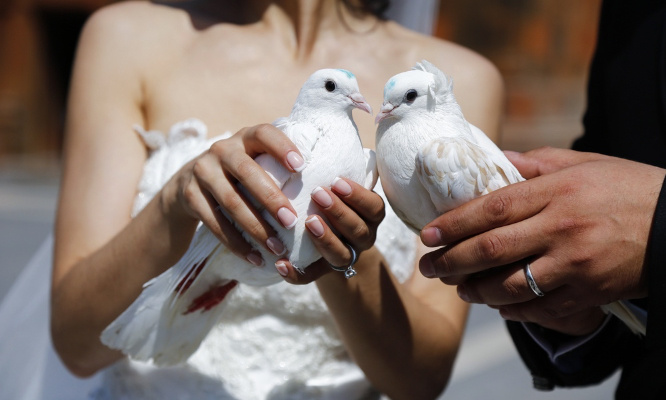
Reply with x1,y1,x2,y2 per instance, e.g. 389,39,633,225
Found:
507,176,666,395
506,318,640,390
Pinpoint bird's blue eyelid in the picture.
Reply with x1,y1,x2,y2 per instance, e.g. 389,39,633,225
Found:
337,69,354,79
384,78,396,97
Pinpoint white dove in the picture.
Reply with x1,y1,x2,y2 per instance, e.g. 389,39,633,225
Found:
101,68,377,365
374,60,645,336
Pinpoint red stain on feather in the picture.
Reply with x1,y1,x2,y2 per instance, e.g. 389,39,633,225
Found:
174,257,209,294
184,280,238,315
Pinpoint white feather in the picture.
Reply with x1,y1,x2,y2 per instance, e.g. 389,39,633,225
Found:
376,60,645,336
102,69,377,365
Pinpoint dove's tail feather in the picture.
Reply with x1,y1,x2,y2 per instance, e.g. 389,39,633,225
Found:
101,228,239,365
601,300,646,336
149,278,238,365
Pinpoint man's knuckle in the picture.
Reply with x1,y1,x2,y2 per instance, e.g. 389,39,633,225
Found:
477,234,505,261
435,254,455,277
483,194,512,224
540,306,562,320
503,278,523,301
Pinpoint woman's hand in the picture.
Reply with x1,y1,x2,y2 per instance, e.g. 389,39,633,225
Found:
161,124,304,264
275,177,385,284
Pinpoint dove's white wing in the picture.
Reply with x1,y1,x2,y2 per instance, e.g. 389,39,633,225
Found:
273,117,319,165
415,136,517,214
468,122,523,185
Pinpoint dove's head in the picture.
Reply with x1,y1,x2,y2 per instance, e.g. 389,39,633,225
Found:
295,69,372,115
375,60,454,125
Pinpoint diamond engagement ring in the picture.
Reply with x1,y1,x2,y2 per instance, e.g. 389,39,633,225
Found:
330,243,358,279
524,263,544,297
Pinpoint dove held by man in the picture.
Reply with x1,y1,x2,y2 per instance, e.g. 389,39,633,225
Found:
375,60,645,336
375,60,521,233
101,68,377,365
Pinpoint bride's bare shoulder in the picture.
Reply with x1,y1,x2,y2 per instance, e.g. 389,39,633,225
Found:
383,21,501,90
379,21,504,136
82,1,218,48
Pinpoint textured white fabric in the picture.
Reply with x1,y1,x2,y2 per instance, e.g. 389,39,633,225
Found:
94,120,415,400
0,120,416,400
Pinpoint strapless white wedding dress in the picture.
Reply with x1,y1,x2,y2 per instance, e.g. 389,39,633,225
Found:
0,119,417,400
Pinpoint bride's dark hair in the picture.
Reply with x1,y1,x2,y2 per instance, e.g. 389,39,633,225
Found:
340,0,390,19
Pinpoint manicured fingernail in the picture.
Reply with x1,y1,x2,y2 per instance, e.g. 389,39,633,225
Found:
332,177,352,196
421,227,443,247
287,151,305,172
247,252,264,267
305,216,325,237
277,207,298,229
457,285,470,302
275,261,288,277
311,187,333,208
266,236,286,256
419,257,435,278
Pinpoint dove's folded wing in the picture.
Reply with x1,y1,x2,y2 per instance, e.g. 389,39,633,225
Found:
273,118,319,164
258,118,322,195
468,123,523,185
416,136,517,214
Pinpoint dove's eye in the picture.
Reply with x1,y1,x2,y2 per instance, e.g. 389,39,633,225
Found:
325,80,337,92
404,89,418,102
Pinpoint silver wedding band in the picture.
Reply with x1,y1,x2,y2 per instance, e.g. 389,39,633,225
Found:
525,263,544,297
330,243,358,279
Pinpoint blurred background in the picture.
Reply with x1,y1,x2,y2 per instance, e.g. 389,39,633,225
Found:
0,0,618,399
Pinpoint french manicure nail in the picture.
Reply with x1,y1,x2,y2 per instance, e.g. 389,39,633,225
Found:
247,253,264,267
287,151,305,172
332,177,352,196
266,236,286,256
305,216,325,237
277,207,298,229
311,187,333,208
275,261,288,277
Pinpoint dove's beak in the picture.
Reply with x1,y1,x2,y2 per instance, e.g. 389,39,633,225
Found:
375,103,396,124
349,93,373,114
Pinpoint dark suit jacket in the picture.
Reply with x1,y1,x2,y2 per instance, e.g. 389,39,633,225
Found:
507,1,666,398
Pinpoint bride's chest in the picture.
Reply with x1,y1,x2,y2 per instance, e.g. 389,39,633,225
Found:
141,59,384,146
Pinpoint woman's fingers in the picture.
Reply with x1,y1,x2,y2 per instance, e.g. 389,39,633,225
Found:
210,134,298,229
330,178,385,225
304,214,359,267
238,124,305,172
274,178,385,285
188,124,302,260
310,178,385,251
275,259,334,285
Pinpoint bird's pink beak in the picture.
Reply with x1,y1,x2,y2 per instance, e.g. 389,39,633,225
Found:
375,103,396,124
349,93,373,114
